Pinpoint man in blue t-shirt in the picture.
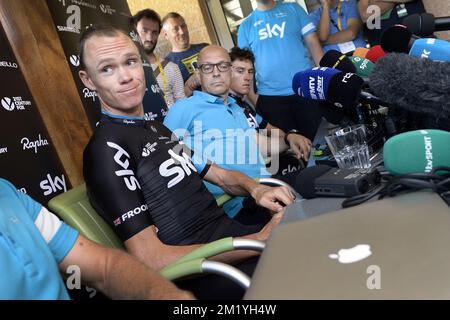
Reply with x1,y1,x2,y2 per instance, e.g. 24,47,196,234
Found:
162,12,208,97
164,45,306,221
237,0,325,141
309,0,367,53
0,178,191,300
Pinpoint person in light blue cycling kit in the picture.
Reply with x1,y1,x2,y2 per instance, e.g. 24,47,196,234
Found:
0,178,191,299
237,0,325,141
309,0,367,54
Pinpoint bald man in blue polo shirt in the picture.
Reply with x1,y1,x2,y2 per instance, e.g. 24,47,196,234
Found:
0,178,191,299
164,45,309,223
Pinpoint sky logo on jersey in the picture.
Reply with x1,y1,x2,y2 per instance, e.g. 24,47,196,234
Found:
159,149,197,188
107,142,141,191
258,22,286,40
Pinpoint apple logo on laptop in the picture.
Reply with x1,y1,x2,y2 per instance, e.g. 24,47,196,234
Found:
329,244,372,264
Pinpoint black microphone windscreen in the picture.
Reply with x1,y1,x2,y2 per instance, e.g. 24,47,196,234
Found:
403,13,435,36
380,24,412,53
295,165,332,199
320,50,357,73
328,72,364,109
369,53,450,120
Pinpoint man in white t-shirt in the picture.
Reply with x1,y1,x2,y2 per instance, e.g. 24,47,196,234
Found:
133,9,185,107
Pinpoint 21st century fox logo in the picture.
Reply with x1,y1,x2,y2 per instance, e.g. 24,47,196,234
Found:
1,96,31,111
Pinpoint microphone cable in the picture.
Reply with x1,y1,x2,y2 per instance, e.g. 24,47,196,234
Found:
342,166,450,208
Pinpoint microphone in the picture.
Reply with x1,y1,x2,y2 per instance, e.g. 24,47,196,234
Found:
295,165,380,199
292,67,364,109
380,24,418,53
319,50,356,73
369,53,450,126
348,56,375,78
365,45,386,63
403,13,450,37
409,38,450,62
383,129,450,175
353,47,369,59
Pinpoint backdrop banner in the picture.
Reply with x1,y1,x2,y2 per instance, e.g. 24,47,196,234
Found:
0,24,70,205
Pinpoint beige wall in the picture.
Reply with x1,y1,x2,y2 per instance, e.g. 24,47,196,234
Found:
422,0,450,40
127,0,217,57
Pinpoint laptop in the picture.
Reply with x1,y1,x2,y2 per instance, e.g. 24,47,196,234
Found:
245,191,450,299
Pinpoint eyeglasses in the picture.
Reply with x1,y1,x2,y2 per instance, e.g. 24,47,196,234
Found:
198,62,232,74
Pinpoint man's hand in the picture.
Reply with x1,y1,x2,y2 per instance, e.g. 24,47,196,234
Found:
152,289,196,300
184,74,201,96
253,211,284,242
286,133,312,161
250,184,294,213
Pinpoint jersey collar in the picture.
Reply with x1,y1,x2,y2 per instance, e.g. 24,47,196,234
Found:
100,110,146,126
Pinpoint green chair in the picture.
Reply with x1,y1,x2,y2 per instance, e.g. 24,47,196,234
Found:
48,184,265,289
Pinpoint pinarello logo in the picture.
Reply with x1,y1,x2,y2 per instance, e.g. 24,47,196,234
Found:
1,97,14,111
70,55,80,67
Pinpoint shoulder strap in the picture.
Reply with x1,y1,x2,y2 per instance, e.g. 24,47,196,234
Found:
152,59,169,79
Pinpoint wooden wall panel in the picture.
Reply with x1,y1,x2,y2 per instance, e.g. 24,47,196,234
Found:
0,0,92,186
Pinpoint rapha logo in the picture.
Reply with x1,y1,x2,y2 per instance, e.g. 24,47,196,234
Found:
70,55,80,67
83,88,97,102
21,134,49,154
1,96,31,111
99,4,115,15
40,174,67,196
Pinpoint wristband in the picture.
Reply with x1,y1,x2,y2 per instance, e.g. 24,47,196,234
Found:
284,129,302,145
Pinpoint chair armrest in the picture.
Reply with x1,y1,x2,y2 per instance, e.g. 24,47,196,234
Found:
171,237,265,267
161,258,251,289
172,237,234,265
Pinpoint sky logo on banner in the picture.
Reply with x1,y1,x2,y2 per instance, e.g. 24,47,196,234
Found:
40,174,67,196
70,55,80,67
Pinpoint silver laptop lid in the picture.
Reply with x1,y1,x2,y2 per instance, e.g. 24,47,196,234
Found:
245,191,450,299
